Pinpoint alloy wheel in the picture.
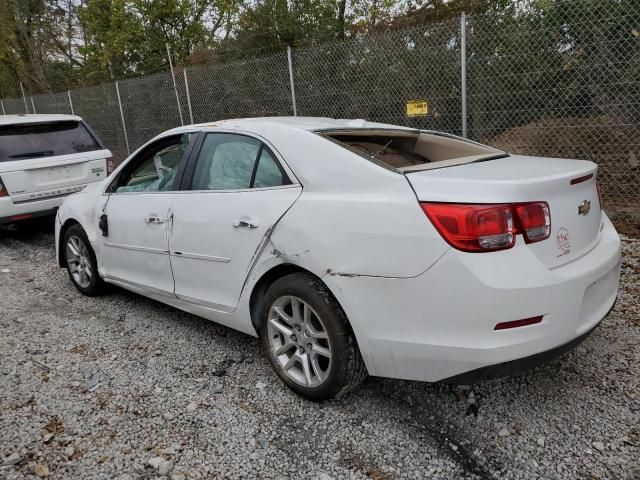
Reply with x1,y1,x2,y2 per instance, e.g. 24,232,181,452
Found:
65,235,92,289
267,295,332,388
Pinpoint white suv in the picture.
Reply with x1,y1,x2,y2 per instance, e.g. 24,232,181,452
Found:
0,114,111,229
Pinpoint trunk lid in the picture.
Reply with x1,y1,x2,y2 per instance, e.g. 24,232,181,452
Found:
406,155,602,269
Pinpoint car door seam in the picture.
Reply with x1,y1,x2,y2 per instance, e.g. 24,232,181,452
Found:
234,188,304,310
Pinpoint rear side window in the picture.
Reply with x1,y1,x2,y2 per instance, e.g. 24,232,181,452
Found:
0,121,101,162
254,149,286,188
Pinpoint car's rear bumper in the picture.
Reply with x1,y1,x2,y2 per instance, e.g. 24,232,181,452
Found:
0,186,89,224
440,308,610,384
324,213,621,382
0,206,58,225
0,194,66,224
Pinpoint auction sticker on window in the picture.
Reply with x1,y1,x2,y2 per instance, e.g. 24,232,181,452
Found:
406,100,428,117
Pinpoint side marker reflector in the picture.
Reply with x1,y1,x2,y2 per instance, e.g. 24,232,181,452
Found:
570,173,594,185
494,316,543,331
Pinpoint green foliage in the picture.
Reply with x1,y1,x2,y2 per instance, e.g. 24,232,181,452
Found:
0,0,638,111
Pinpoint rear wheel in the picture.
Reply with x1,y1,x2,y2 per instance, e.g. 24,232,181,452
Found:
259,273,367,400
63,224,106,296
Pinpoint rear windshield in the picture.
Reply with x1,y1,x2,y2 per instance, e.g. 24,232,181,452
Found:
319,129,506,172
0,121,101,162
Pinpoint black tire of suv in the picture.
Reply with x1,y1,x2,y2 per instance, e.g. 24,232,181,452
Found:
62,224,107,296
259,272,368,401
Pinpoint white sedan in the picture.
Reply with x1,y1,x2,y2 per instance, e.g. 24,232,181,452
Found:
55,117,621,400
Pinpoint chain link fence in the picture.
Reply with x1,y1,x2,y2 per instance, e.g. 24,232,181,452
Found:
294,17,463,134
1,0,638,215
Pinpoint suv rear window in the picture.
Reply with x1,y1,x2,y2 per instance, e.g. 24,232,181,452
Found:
0,121,101,162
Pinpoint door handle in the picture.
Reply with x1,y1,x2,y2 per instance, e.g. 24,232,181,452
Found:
145,215,165,224
232,218,258,229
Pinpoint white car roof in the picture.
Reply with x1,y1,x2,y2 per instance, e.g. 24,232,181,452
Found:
122,117,421,192
165,116,413,136
0,114,82,125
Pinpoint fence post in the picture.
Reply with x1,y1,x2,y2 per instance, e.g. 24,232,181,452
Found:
460,12,468,138
166,43,184,126
67,90,75,115
1,100,5,115
287,46,298,116
115,81,131,156
19,82,28,114
183,68,194,124
30,97,37,114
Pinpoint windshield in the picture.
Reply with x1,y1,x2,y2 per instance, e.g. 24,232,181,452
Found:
0,121,101,162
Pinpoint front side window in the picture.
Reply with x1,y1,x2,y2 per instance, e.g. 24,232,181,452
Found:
0,121,101,162
191,133,289,191
115,133,192,193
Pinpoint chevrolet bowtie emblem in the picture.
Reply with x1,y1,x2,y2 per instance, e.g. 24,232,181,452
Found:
578,200,591,216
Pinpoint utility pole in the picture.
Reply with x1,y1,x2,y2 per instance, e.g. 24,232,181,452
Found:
166,43,184,126
19,82,28,113
460,12,468,138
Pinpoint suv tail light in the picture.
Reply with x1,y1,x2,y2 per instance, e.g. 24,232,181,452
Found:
420,201,551,253
0,177,8,197
106,157,116,175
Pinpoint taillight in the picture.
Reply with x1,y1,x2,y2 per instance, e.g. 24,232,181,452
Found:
0,177,8,197
420,201,551,252
514,202,550,243
106,157,116,175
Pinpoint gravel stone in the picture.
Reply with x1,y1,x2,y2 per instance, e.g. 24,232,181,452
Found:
1,227,639,480
158,460,174,475
34,463,49,477
107,416,121,426
256,433,269,449
230,352,244,364
316,473,335,480
147,456,164,469
3,453,21,465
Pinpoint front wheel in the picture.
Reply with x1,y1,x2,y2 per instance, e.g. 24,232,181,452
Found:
259,273,367,400
63,224,106,296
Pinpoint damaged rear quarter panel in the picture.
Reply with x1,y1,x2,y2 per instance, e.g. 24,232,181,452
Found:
263,182,449,279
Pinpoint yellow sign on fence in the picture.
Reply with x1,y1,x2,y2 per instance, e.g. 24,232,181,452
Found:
406,100,428,117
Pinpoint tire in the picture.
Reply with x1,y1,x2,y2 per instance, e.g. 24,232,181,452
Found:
62,224,106,296
259,272,367,400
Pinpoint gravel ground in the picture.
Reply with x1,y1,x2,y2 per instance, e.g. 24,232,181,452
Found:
0,224,638,480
